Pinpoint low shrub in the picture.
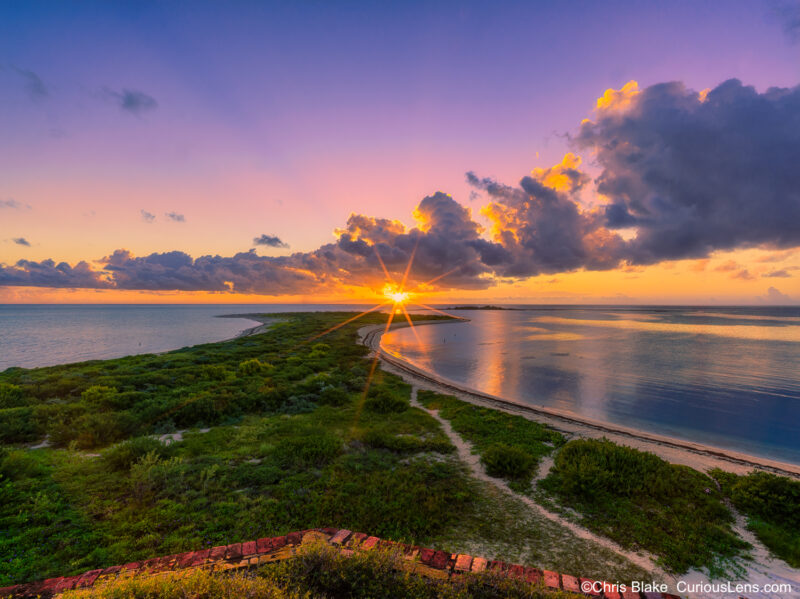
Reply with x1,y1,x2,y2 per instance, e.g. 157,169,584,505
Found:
102,436,171,472
364,388,408,414
712,469,800,567
481,444,535,480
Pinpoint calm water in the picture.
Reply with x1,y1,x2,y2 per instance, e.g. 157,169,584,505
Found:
0,304,372,371
384,306,800,464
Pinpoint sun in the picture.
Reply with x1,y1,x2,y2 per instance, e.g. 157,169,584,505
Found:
382,283,411,305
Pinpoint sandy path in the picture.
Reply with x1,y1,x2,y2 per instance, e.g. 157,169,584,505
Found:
408,386,668,579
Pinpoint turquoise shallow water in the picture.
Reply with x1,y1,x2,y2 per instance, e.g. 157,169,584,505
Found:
0,304,371,371
383,306,800,465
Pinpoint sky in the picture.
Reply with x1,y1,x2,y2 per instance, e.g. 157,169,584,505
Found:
1,0,800,304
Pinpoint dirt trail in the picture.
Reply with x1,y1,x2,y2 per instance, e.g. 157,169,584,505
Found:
408,386,668,579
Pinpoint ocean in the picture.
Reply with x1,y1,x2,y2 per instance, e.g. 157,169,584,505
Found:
383,306,800,465
0,303,372,371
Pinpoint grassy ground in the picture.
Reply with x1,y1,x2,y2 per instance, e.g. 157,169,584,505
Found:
538,439,749,575
417,390,564,493
0,313,471,584
59,542,580,599
712,469,800,568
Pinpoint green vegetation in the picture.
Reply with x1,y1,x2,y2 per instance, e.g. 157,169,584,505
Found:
61,542,576,599
712,469,800,567
538,439,748,575
0,313,472,585
417,391,564,492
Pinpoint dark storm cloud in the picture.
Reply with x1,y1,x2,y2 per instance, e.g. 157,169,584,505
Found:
102,249,323,294
106,88,158,115
140,210,156,223
165,212,185,222
0,259,109,288
467,173,626,276
575,79,800,264
253,234,289,248
333,192,501,289
12,238,31,246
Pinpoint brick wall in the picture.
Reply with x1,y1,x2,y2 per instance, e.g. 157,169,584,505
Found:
0,528,684,599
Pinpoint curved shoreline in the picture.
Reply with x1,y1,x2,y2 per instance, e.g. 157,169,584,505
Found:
361,319,800,478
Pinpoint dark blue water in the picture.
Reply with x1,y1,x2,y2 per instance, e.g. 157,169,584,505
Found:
384,306,800,465
0,304,373,370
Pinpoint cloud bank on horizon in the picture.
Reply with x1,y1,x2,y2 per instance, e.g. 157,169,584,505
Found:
2,78,800,296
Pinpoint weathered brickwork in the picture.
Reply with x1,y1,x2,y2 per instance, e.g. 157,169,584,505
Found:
0,529,686,599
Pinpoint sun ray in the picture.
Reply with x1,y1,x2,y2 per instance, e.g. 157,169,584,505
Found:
399,303,423,346
413,302,462,320
373,245,396,285
399,236,420,289
301,301,390,346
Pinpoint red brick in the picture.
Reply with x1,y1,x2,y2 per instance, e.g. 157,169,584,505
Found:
77,569,104,588
320,527,339,535
256,537,273,553
454,554,473,572
101,565,123,576
54,577,81,592
122,561,141,571
286,531,304,545
175,551,196,568
471,557,488,573
581,578,603,596
429,550,450,570
562,574,581,593
190,549,211,566
271,535,287,549
418,548,435,565
525,567,542,584
508,564,525,579
605,588,622,599
225,543,243,560
209,545,227,560
330,529,352,545
347,532,368,547
141,557,161,571
621,589,640,599
543,570,560,589
156,554,179,571
361,536,380,550
242,541,257,555
489,560,507,573
0,586,18,597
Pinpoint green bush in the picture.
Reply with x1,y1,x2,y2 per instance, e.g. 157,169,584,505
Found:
80,386,120,409
364,388,408,414
102,436,171,472
238,358,272,376
318,385,350,406
712,469,800,567
0,407,41,444
481,444,535,480
0,383,27,409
